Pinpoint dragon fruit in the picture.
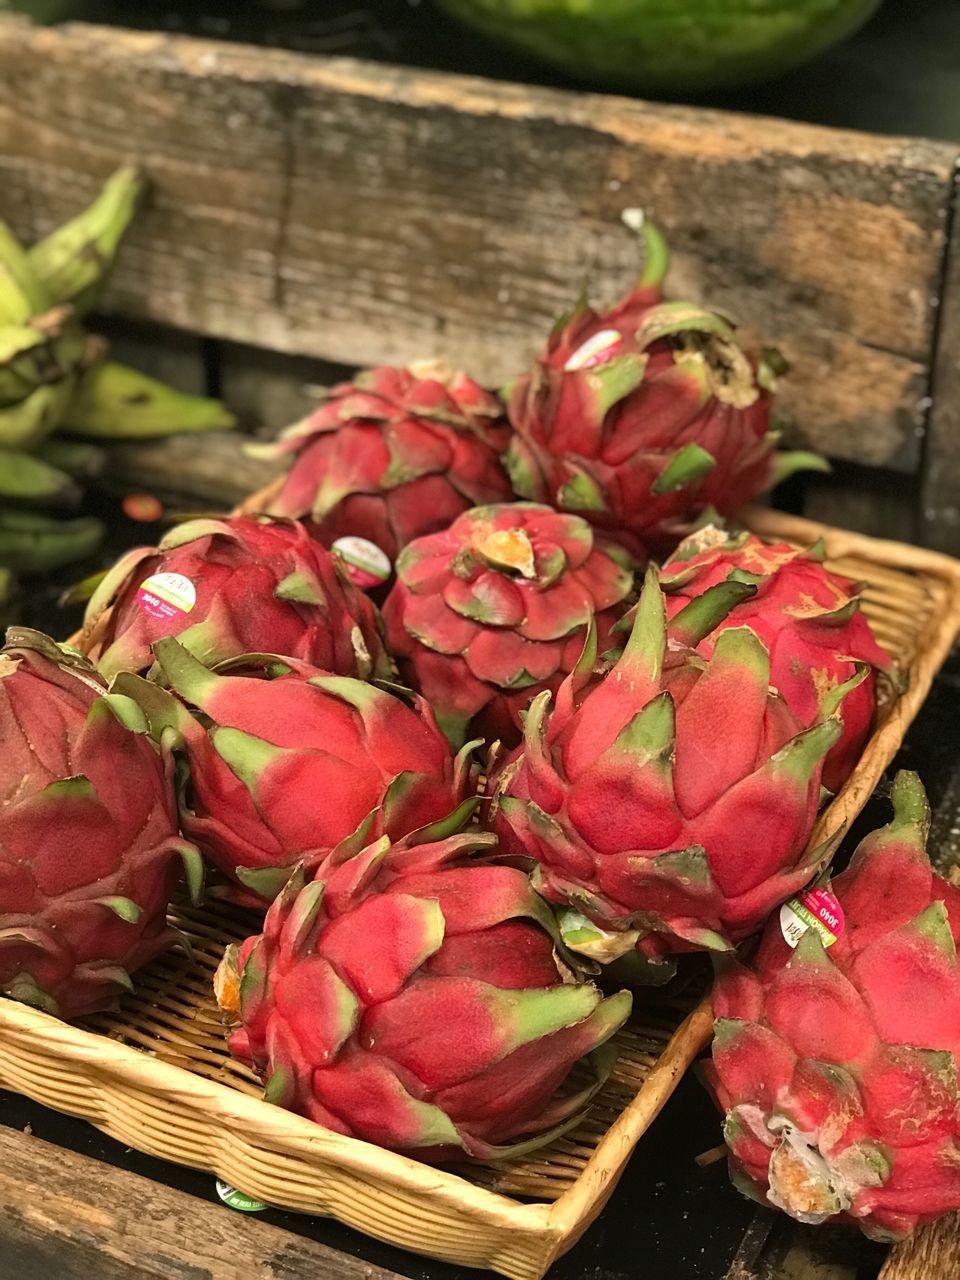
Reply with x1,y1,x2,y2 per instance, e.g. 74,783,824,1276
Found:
81,516,389,682
505,293,822,556
258,364,512,562
0,628,201,1019
120,639,475,906
494,567,862,982
217,824,632,1160
707,771,960,1242
658,527,891,793
382,502,636,749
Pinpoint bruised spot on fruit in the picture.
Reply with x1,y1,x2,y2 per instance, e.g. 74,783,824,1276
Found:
784,583,849,618
738,544,797,575
214,943,242,1016
406,358,455,386
811,667,841,705
768,1130,849,1223
474,528,537,579
674,332,760,410
680,523,732,558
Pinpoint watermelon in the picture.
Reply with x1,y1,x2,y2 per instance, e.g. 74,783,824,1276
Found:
434,0,882,93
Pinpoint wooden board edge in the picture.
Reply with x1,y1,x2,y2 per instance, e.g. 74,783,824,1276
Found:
919,157,960,553
3,14,956,171
0,1120,406,1280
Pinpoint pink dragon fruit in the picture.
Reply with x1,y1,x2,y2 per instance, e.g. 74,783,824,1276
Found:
494,567,862,981
707,772,960,1242
217,824,632,1161
259,364,512,561
120,639,475,906
658,526,891,792
505,287,821,556
383,502,636,749
81,516,389,681
0,628,201,1019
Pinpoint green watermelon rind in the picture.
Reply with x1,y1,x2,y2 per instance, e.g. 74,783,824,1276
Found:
434,0,883,92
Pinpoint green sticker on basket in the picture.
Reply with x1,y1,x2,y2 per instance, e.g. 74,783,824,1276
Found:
216,1179,268,1212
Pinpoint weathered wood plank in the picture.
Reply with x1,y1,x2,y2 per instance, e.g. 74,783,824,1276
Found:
0,1122,404,1280
216,341,336,432
878,1212,960,1280
0,16,955,472
801,465,919,545
93,316,212,398
99,431,282,508
918,166,960,554
95,429,928,550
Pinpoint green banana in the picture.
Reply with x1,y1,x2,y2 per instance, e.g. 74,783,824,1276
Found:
0,446,80,508
59,566,109,607
0,223,50,324
28,167,145,317
0,376,76,450
0,323,49,405
0,323,49,367
0,507,104,574
35,437,105,480
61,359,236,438
21,322,92,388
0,314,89,407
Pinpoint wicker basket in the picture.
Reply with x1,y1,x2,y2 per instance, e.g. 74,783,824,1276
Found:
8,505,960,1280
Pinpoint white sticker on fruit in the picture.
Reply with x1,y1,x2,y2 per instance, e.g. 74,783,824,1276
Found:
137,572,197,621
332,536,392,590
215,1180,268,1213
780,886,845,949
564,328,624,371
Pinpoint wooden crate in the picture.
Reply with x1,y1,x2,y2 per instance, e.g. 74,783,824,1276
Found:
0,13,958,548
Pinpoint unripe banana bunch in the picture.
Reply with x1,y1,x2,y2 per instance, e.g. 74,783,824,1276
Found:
0,167,235,574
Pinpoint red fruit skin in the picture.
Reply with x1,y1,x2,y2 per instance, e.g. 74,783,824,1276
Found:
266,366,512,561
495,571,844,959
82,516,389,683
161,655,472,907
709,773,960,1241
662,531,891,793
383,502,637,750
224,832,630,1161
544,281,664,370
0,635,191,1020
505,290,781,556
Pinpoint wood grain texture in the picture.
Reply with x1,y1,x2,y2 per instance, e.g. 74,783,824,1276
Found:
91,429,932,550
0,1122,404,1280
216,342,334,432
93,316,211,398
0,16,956,471
878,1212,960,1280
919,165,960,553
99,430,282,507
801,465,919,545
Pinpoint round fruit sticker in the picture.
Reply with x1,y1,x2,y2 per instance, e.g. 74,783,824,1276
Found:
215,1180,267,1213
780,886,845,949
332,536,392,590
564,328,624,372
137,572,197,621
